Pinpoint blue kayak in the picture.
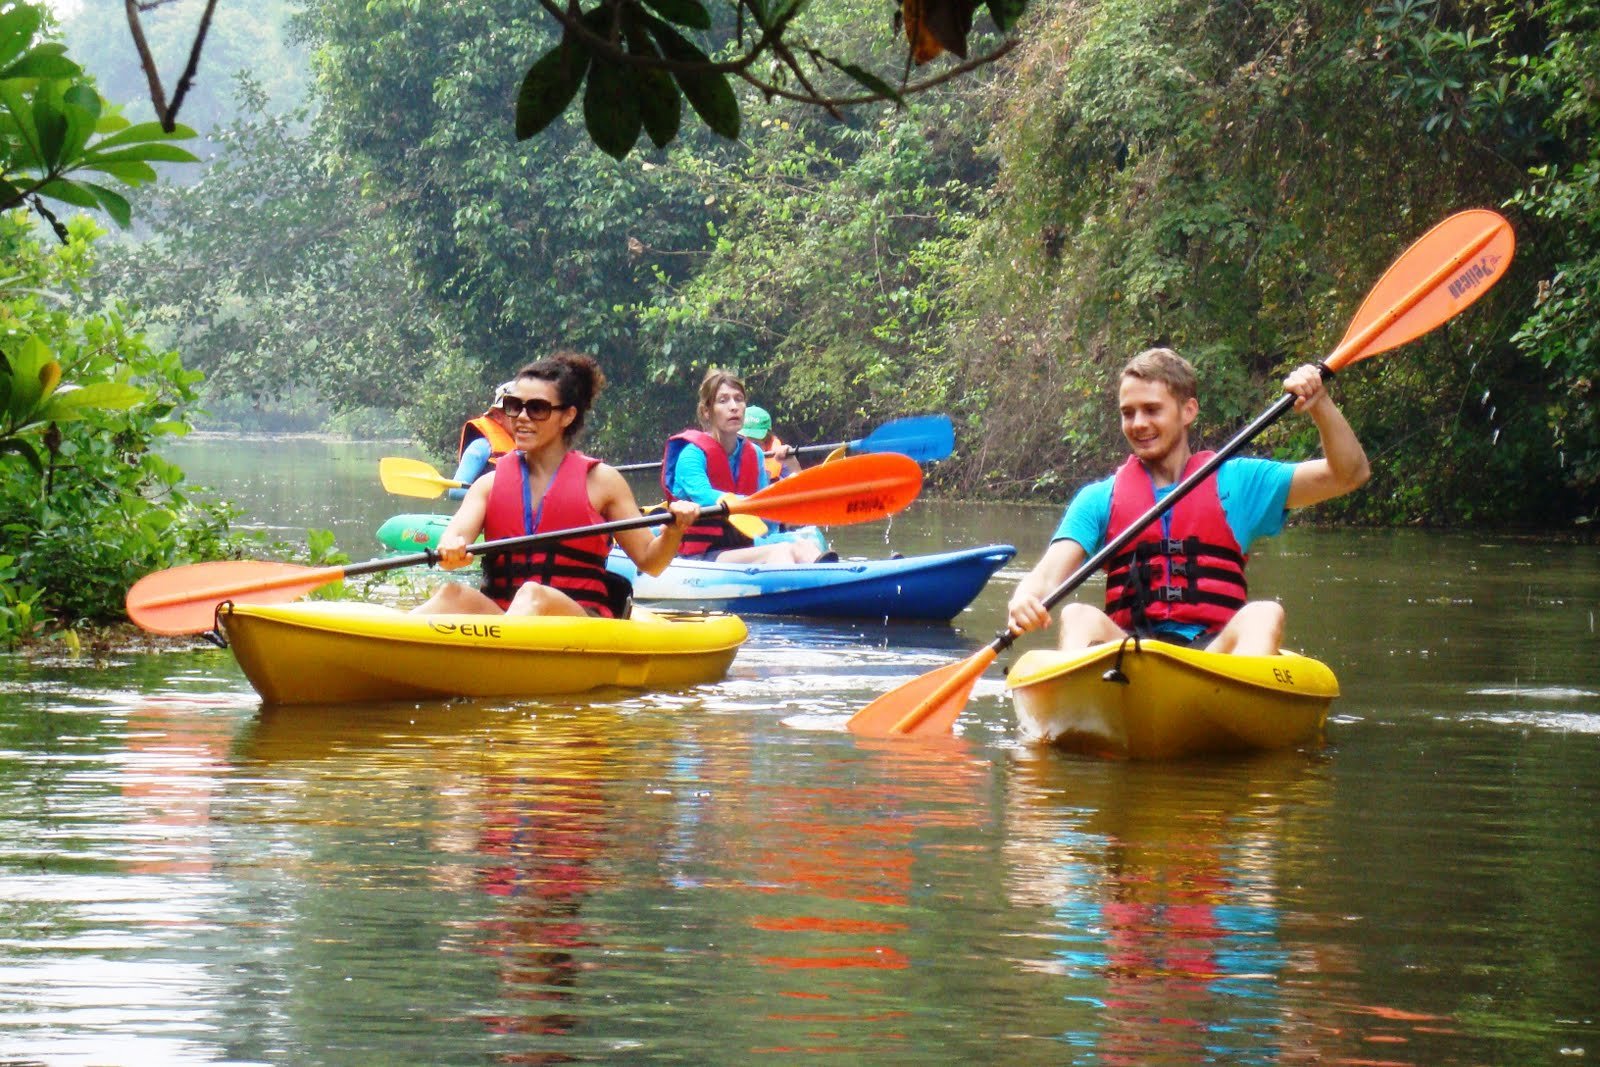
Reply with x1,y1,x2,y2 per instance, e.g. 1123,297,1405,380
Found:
378,514,1014,621
605,544,1016,622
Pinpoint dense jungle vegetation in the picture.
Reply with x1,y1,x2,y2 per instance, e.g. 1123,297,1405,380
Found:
3,0,1596,634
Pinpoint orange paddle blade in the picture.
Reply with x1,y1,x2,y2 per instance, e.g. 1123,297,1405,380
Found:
736,453,922,527
126,559,345,635
1329,209,1514,372
847,647,998,737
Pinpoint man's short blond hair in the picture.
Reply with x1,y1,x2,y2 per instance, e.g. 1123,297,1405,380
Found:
1121,347,1197,404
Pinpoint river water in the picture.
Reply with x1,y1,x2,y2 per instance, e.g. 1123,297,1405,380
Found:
1,434,1597,1065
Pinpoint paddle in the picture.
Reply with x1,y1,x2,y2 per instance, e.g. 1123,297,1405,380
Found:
381,455,770,539
380,456,467,497
128,452,925,635
612,413,956,472
847,208,1515,738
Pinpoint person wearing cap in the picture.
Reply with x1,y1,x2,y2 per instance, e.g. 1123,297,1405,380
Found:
448,381,517,501
742,405,801,481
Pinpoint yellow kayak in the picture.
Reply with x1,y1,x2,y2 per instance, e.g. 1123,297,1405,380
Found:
216,601,747,705
1006,639,1338,759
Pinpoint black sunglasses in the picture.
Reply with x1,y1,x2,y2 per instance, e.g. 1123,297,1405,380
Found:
499,396,570,420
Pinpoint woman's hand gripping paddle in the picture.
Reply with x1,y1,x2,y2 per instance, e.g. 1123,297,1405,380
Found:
846,208,1515,739
128,453,924,635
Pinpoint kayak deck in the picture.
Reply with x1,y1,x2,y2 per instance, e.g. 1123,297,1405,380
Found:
1006,638,1338,759
607,544,1017,621
217,601,747,705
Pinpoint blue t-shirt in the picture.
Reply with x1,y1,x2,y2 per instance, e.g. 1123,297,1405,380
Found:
667,437,771,507
1051,456,1295,639
447,437,495,501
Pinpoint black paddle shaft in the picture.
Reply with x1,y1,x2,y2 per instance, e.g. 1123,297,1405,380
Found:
986,365,1331,657
339,503,729,580
612,443,839,474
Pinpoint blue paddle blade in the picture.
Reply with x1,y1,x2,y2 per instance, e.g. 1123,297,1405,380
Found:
858,414,955,464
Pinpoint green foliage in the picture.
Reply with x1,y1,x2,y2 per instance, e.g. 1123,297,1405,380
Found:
91,75,439,416
1366,0,1599,517
0,1,199,228
0,211,256,630
296,0,725,452
304,527,352,600
636,96,991,448
0,552,44,646
939,0,1585,522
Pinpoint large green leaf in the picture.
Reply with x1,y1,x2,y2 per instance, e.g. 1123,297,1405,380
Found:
81,119,199,153
31,80,65,169
583,52,642,160
515,37,591,140
645,19,740,140
80,143,202,167
3,335,57,423
82,182,132,228
625,24,681,150
0,45,79,81
807,49,905,104
57,83,101,165
0,5,44,72
85,159,157,185
0,81,42,168
0,436,43,475
39,381,149,421
640,0,712,30
32,177,98,209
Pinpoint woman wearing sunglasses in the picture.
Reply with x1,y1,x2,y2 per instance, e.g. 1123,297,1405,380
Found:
413,352,698,618
661,368,827,563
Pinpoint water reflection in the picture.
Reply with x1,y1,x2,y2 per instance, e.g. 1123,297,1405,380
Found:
1005,751,1331,1064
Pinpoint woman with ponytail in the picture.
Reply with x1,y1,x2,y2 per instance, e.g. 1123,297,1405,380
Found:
414,351,697,618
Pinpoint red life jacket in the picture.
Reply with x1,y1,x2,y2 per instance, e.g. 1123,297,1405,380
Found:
661,430,760,557
1103,451,1249,634
458,413,516,461
480,450,627,617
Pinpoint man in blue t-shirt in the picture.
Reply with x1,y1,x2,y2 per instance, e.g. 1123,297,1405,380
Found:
1006,348,1371,656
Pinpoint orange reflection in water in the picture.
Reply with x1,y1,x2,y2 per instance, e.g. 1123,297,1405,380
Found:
461,709,678,1060
733,737,990,1055
121,698,237,876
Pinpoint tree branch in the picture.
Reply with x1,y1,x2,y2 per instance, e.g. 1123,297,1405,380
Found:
123,0,220,131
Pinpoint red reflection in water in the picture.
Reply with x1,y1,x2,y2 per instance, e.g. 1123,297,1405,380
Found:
471,767,605,1057
732,737,988,1052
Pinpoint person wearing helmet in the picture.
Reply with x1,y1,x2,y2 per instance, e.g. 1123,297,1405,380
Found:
448,381,517,501
741,405,801,481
